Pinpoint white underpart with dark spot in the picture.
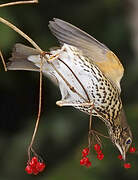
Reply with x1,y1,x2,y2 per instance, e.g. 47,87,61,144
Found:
28,44,122,124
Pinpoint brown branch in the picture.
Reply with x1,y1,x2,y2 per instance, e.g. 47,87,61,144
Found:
0,0,38,8
0,0,43,160
0,0,97,160
48,61,88,102
58,58,90,102
0,17,42,52
0,50,7,71
28,58,43,161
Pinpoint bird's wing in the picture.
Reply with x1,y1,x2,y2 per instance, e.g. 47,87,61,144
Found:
49,18,124,91
48,18,109,62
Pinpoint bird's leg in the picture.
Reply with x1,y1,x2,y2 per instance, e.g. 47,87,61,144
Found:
56,100,94,107
57,99,95,150
87,103,110,149
90,129,110,139
91,130,102,148
47,46,65,62
88,129,110,150
56,100,95,149
56,99,97,150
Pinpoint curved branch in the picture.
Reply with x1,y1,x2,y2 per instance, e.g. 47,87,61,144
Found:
0,17,42,52
0,0,38,8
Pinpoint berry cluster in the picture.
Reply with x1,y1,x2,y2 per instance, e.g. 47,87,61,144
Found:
94,144,104,160
117,146,136,169
80,148,91,167
80,145,136,169
25,156,46,175
80,144,104,168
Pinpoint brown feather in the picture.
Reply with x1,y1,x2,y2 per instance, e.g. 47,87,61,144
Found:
7,43,40,71
49,18,124,91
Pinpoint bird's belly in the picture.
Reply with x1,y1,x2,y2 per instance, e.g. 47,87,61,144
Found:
28,44,122,122
49,45,122,121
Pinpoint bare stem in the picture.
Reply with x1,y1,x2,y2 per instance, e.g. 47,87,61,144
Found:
58,58,90,102
88,105,94,149
0,50,7,71
0,0,38,8
0,17,42,52
28,58,43,161
0,0,45,162
48,61,88,102
90,129,110,139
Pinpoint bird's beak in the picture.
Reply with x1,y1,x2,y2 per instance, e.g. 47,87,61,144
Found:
122,151,126,161
116,143,126,161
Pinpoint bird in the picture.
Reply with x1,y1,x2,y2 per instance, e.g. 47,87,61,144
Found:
7,18,132,160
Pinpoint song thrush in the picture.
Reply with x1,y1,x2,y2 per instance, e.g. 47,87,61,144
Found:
7,18,132,160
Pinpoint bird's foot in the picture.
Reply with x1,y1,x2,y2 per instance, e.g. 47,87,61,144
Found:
47,46,65,62
56,100,94,107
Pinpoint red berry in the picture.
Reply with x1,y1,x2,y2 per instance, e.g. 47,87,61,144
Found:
31,156,38,164
97,150,102,155
80,158,85,165
97,153,104,160
82,148,89,157
80,157,89,166
80,157,92,168
118,155,123,160
86,161,92,168
29,157,38,168
129,147,136,153
124,163,131,169
32,168,39,175
29,161,36,168
36,162,46,172
94,144,101,152
25,165,33,174
83,157,89,165
26,156,46,175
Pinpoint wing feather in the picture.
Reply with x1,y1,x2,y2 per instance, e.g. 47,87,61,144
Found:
49,18,109,62
7,43,39,71
49,18,124,91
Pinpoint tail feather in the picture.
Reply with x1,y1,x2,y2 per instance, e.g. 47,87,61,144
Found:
7,60,39,71
11,43,39,57
7,43,59,85
7,43,40,71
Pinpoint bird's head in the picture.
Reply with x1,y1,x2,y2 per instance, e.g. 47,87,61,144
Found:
109,110,132,160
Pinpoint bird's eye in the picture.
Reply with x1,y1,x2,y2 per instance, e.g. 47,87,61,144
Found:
126,138,131,145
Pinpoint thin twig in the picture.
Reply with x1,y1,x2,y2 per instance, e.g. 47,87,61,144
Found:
94,133,102,148
0,50,7,71
48,61,89,102
58,58,90,102
0,0,38,8
0,11,90,159
0,0,44,161
0,17,42,52
28,58,43,161
90,129,110,139
0,1,100,160
88,105,94,149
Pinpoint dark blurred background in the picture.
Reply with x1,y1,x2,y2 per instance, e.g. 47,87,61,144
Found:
0,0,138,179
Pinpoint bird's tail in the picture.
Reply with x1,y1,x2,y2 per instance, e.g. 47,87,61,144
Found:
7,43,40,71
7,43,59,85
